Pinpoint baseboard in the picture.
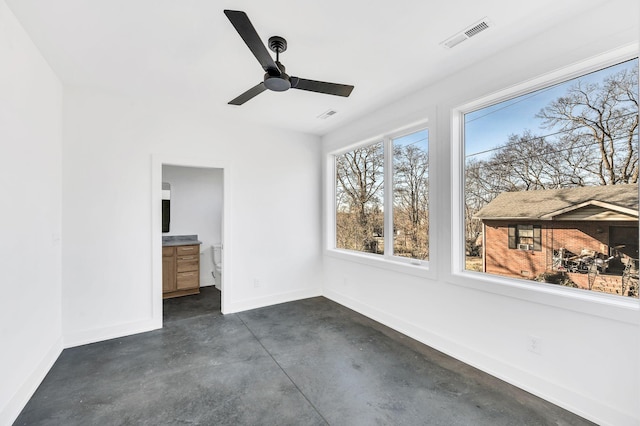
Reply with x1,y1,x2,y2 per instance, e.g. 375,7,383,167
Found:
224,287,322,314
1,337,63,426
323,288,637,426
63,318,161,349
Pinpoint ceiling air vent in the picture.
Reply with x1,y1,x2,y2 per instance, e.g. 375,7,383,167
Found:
318,109,338,120
465,21,489,37
441,17,492,49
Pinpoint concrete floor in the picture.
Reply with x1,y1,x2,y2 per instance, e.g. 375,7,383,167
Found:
15,287,594,425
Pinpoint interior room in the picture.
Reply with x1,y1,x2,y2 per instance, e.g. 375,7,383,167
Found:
1,0,638,425
161,165,224,293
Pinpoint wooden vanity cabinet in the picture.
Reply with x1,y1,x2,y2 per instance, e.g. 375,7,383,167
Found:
162,247,176,293
163,244,200,298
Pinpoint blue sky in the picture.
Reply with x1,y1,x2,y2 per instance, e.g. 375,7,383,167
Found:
393,128,428,149
464,59,638,160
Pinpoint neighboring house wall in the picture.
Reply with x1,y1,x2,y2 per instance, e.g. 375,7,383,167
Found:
483,220,547,279
484,220,606,278
483,220,638,296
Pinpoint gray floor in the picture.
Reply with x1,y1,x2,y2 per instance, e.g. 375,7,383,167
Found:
15,287,594,425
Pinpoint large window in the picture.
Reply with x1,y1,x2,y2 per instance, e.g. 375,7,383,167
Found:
335,128,429,262
336,141,385,254
463,58,639,298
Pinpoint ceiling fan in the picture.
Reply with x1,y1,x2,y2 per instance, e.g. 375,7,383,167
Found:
224,10,355,105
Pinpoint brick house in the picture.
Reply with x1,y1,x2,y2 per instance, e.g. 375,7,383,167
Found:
474,185,638,293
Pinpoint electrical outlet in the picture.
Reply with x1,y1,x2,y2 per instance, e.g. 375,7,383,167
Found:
253,279,260,288
528,335,542,355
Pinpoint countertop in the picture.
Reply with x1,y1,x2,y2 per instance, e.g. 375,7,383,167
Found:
162,235,202,247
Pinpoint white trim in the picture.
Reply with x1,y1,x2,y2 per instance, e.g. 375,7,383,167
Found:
328,118,432,156
324,153,337,253
459,43,638,115
541,200,638,219
0,338,63,426
326,120,433,275
451,45,640,311
451,98,466,276
224,288,322,314
64,318,160,348
383,134,394,257
448,268,639,322
326,248,432,279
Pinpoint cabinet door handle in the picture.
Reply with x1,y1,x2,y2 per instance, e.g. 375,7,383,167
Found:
181,256,195,260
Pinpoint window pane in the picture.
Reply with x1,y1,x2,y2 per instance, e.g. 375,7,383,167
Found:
336,142,384,255
393,129,429,260
464,58,639,298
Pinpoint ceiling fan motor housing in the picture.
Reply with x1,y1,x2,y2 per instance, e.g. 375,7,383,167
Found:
264,61,291,92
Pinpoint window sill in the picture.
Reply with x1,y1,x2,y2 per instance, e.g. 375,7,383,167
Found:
450,269,639,324
325,248,432,279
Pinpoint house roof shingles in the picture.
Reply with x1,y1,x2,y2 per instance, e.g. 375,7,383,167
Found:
474,184,639,220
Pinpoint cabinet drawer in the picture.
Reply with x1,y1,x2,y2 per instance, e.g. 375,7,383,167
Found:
176,271,199,290
177,256,198,272
176,245,199,255
162,247,175,257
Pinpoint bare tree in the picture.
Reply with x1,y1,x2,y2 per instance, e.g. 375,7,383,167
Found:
464,158,491,255
336,143,384,253
393,143,429,259
537,66,638,185
464,65,638,260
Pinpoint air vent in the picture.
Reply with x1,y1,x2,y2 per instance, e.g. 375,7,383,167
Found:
441,17,492,49
465,21,489,37
318,109,338,120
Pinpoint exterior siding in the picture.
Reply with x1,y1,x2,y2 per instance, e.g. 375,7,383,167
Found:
554,205,636,221
483,220,637,279
484,221,547,278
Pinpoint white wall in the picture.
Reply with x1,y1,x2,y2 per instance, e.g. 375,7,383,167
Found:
162,165,223,287
322,2,639,425
61,89,323,345
0,1,63,424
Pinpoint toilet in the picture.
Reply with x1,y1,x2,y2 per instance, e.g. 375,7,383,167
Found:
211,244,223,288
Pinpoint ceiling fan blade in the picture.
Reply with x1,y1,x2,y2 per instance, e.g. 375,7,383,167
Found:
228,82,267,105
224,10,280,74
290,77,354,97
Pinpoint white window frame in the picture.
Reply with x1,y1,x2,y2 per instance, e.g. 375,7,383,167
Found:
451,45,640,312
326,121,432,278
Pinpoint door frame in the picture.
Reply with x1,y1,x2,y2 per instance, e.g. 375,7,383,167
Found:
151,154,231,325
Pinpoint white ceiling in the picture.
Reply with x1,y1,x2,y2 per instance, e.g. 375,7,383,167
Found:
6,0,613,135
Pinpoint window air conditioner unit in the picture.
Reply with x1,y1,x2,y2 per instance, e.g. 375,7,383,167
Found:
518,244,533,250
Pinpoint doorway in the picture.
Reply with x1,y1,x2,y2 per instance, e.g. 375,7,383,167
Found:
609,225,639,273
151,156,229,327
161,165,223,322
